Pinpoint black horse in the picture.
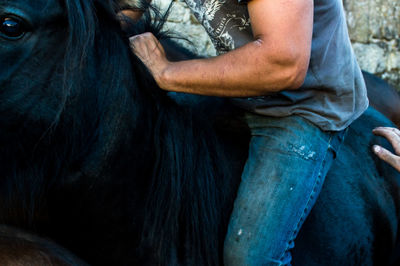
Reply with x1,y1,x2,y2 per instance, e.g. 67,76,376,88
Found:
0,0,399,265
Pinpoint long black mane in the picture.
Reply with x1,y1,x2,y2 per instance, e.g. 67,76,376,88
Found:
57,0,234,264
1,0,400,265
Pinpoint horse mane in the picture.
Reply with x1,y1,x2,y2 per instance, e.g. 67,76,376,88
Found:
60,0,232,264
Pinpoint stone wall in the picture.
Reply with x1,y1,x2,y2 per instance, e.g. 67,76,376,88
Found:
148,0,400,91
150,0,217,57
344,0,400,91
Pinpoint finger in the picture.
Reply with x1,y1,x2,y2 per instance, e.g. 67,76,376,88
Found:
129,35,152,60
373,127,400,137
129,33,164,57
373,145,400,172
129,35,142,52
139,33,166,55
129,33,151,48
129,32,157,44
372,127,400,155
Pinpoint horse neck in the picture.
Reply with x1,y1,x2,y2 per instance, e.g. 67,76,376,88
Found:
130,83,232,264
0,39,149,226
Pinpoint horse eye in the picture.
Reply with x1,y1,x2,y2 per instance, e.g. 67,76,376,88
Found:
0,17,27,39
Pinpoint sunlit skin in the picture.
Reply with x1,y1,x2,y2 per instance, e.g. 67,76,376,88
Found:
119,9,143,22
130,0,313,97
373,127,400,172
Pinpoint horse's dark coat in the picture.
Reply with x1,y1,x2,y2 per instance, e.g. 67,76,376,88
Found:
362,71,400,128
0,0,399,265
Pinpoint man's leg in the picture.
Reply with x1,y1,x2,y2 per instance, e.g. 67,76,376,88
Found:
223,113,346,265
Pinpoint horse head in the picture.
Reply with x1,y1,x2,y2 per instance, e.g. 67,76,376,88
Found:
0,0,128,241
0,0,155,178
0,1,230,264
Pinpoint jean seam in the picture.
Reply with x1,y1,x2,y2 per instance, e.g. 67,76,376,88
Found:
277,134,334,263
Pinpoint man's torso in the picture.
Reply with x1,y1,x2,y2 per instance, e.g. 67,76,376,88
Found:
184,0,369,131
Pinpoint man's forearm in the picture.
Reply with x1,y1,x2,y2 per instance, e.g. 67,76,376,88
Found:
157,40,306,97
130,0,312,97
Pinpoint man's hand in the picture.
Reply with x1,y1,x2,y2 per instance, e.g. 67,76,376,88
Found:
126,0,312,97
372,127,400,172
129,32,170,89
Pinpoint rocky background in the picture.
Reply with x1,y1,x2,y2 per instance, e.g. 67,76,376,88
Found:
146,0,400,91
344,0,400,91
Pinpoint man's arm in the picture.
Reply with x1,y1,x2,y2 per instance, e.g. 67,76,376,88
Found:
119,9,145,22
130,0,313,97
117,0,153,27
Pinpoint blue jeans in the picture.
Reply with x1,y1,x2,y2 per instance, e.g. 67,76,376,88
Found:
223,113,347,265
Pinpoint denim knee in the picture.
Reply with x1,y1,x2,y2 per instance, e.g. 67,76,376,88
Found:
224,243,285,266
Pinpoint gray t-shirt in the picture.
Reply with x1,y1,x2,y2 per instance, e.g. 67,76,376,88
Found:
184,0,369,131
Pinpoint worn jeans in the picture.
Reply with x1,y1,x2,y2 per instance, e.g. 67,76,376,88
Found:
223,113,347,266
